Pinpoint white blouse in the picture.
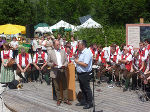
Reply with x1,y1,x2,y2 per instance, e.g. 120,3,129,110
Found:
1,50,13,59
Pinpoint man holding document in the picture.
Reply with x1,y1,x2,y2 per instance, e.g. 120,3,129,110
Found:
47,40,72,106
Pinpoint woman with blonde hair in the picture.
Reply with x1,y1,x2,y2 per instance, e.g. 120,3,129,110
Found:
0,43,14,85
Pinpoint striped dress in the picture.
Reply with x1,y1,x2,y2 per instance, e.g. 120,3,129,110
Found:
0,50,14,83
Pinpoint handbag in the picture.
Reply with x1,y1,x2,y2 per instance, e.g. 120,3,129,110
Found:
7,59,15,67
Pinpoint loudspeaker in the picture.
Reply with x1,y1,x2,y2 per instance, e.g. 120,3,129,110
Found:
26,24,34,38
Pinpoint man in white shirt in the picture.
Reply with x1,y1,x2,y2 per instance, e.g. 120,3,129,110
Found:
16,48,32,82
47,40,71,106
10,37,19,58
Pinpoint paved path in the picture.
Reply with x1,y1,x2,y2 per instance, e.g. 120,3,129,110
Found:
0,84,10,112
1,81,150,112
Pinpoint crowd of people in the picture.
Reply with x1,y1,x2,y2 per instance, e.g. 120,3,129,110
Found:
0,34,150,109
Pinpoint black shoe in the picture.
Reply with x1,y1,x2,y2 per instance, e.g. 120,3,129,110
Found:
76,102,86,106
123,88,128,92
107,81,111,84
46,80,50,85
97,81,101,84
83,103,93,109
115,82,121,87
2,84,7,87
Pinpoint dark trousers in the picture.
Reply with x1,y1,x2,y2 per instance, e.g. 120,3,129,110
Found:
16,67,31,79
13,50,18,58
32,65,50,83
77,72,92,104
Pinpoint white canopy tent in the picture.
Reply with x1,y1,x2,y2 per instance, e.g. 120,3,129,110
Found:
77,18,102,29
35,27,52,33
49,20,77,32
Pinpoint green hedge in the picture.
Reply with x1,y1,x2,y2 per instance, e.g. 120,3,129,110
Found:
74,25,126,47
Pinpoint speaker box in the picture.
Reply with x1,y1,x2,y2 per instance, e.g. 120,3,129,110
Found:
26,24,34,38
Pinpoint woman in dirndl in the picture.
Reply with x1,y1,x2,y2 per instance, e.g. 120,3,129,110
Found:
0,43,14,85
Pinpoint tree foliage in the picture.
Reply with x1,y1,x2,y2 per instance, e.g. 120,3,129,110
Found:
1,0,149,26
0,0,149,45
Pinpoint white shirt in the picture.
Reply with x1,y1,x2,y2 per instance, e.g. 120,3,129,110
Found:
103,46,111,62
55,49,62,68
141,48,149,61
16,54,32,67
110,54,120,64
41,40,47,50
32,39,38,51
10,41,19,49
33,52,48,63
120,53,133,62
1,50,13,59
71,41,78,53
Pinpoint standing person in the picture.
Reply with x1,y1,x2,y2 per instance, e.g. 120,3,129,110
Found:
71,36,78,53
47,40,72,106
32,35,39,54
32,45,48,83
16,48,32,82
10,37,19,58
0,37,6,49
40,37,47,53
138,42,148,72
45,36,53,51
74,40,93,109
0,43,14,86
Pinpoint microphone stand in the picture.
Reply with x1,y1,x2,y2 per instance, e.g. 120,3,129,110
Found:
92,65,103,112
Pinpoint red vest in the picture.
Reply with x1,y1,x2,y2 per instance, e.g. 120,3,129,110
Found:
121,54,132,71
101,51,106,64
35,52,46,64
116,46,119,54
138,48,146,71
90,48,95,56
147,44,150,51
127,45,133,54
3,50,10,59
61,45,64,50
19,53,29,66
113,55,117,63
96,51,100,61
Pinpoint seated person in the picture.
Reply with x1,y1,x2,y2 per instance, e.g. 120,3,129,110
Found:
32,45,49,84
118,46,133,92
16,48,32,82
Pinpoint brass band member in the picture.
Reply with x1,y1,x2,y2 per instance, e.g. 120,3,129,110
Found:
47,40,71,106
0,43,14,86
16,48,32,82
33,45,48,81
119,46,133,92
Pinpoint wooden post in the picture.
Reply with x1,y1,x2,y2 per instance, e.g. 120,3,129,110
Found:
140,18,144,24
